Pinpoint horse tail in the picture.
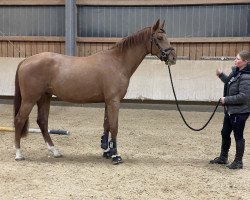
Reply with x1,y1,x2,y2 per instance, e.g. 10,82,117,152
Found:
14,60,29,137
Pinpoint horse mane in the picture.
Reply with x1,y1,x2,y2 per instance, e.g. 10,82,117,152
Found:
111,27,151,52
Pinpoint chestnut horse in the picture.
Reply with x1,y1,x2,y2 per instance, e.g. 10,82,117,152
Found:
14,19,176,164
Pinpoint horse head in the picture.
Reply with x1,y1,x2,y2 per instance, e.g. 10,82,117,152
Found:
150,19,176,66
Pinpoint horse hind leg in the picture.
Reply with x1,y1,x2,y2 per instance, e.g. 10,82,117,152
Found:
14,101,35,160
37,94,62,158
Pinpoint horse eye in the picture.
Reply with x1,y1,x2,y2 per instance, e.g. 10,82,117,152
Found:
157,36,163,40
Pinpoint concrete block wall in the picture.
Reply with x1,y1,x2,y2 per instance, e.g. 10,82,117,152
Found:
125,59,232,102
0,57,232,102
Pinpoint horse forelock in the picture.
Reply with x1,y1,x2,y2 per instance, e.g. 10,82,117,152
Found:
112,27,151,51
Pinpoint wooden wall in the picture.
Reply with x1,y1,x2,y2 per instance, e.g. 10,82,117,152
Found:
172,38,250,60
77,37,250,59
0,37,65,57
0,0,249,59
1,36,249,60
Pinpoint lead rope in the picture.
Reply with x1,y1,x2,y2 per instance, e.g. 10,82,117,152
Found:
167,64,221,131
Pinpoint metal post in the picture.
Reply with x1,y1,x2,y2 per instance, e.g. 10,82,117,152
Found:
65,0,76,56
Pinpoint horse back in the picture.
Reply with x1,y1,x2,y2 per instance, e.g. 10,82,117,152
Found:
17,52,129,103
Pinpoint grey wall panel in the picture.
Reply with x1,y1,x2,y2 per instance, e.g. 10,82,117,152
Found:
77,4,250,38
0,6,65,36
0,4,249,38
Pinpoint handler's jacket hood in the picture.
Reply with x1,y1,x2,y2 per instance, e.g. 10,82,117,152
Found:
220,63,250,114
240,63,250,74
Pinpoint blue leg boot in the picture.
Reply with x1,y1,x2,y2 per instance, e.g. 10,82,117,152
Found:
101,133,109,158
103,139,123,165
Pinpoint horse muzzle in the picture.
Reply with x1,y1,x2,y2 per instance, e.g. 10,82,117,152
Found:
160,48,176,65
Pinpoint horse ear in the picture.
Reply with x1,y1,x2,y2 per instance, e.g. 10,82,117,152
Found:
161,20,165,29
152,19,160,32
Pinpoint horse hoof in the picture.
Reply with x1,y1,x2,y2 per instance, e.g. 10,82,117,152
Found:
103,152,111,159
54,154,62,158
48,146,62,158
15,156,25,161
53,152,62,158
112,155,123,165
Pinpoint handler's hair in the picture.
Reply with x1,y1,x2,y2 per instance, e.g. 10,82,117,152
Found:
238,50,250,63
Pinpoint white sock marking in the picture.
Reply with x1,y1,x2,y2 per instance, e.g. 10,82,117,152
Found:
46,143,62,157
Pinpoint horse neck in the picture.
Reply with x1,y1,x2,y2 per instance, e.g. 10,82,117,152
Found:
108,27,152,78
114,43,149,78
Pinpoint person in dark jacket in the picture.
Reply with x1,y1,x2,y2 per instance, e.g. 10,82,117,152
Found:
210,50,250,169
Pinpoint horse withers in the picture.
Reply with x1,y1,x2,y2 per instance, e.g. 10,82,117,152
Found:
13,19,176,164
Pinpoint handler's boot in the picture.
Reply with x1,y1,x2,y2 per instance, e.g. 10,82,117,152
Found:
227,139,245,169
210,138,231,164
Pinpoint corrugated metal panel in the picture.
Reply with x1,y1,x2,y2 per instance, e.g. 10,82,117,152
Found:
0,6,65,36
0,4,249,38
78,4,250,38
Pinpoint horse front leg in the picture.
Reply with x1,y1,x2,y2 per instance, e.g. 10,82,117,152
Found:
104,100,123,165
101,105,110,157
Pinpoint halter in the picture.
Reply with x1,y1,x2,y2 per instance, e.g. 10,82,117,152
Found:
150,32,175,62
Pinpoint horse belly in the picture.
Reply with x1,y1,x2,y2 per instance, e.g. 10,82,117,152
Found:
52,81,104,103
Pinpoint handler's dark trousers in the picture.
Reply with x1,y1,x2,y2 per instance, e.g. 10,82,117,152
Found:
221,113,249,141
221,113,249,168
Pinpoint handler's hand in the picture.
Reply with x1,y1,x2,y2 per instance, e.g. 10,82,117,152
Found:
216,68,223,77
220,97,225,104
